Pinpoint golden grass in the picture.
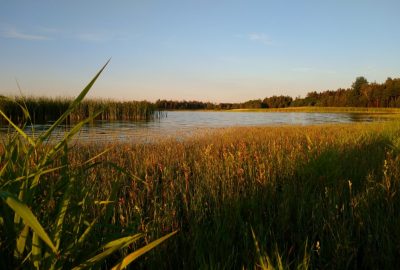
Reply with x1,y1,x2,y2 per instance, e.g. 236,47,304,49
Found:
53,120,400,268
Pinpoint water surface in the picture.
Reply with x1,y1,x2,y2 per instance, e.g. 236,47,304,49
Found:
0,111,383,143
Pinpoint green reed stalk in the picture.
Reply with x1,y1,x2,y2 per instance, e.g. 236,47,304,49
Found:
0,61,175,269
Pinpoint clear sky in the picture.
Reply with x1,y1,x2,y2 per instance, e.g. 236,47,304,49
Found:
0,0,399,102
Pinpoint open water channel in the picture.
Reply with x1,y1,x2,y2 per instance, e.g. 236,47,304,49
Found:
0,111,384,143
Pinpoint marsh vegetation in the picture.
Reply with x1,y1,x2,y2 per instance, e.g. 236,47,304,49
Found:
0,96,160,124
64,122,400,269
2,120,400,268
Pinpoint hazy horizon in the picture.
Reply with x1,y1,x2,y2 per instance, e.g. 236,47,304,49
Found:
1,1,399,103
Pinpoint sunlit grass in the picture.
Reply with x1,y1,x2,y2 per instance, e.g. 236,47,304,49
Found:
38,120,400,269
2,102,400,268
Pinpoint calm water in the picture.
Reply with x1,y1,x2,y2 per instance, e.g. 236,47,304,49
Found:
0,111,381,143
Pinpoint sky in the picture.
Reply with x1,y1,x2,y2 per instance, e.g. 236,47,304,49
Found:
0,0,399,103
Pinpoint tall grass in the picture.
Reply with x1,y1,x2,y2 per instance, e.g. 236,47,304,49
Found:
0,62,175,269
3,101,400,267
50,121,400,269
0,97,162,124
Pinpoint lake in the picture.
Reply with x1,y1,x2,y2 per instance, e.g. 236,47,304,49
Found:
0,111,383,143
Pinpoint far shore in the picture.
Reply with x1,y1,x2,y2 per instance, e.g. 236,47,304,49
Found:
163,107,400,116
228,106,400,114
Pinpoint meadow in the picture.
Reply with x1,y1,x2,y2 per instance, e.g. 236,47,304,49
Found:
70,121,400,269
1,66,400,269
2,119,400,269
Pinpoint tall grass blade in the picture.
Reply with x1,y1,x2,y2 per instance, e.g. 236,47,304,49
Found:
251,228,269,270
39,110,103,167
32,232,41,269
73,217,98,248
3,165,65,187
0,191,58,254
0,110,35,147
31,110,103,189
15,224,29,258
111,231,178,270
103,177,124,223
71,233,143,270
80,147,111,166
37,59,110,146
53,176,75,250
103,234,143,250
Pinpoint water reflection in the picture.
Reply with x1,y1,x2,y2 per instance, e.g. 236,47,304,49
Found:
0,111,385,143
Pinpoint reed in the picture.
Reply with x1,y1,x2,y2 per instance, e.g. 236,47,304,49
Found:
3,105,400,268
0,62,174,269
0,96,161,125
36,120,399,269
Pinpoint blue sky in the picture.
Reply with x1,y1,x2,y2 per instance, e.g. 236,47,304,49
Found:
0,0,399,102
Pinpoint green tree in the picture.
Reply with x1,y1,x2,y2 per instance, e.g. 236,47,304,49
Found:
348,76,368,106
352,76,368,95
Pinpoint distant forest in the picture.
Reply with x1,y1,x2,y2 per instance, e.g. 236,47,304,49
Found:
2,76,400,124
155,76,400,110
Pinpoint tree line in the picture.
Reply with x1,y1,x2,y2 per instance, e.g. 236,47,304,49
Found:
2,76,399,123
155,76,400,109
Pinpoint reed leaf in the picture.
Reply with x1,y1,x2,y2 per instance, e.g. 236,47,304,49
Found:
53,176,75,250
0,190,58,255
0,110,35,147
3,165,65,187
73,217,98,248
15,224,29,259
102,233,143,250
71,233,143,270
111,231,178,270
37,59,110,147
38,109,103,169
32,232,41,269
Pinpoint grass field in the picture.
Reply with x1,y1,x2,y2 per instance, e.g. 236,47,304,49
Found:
79,121,400,269
3,119,400,269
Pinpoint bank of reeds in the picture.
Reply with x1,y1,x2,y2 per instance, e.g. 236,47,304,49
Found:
0,96,161,124
38,120,399,269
